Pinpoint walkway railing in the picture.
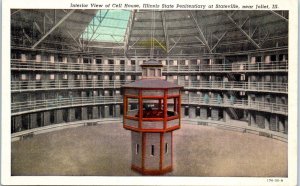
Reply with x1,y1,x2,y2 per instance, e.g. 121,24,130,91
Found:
11,80,134,92
11,95,288,116
181,96,287,115
11,59,141,72
163,61,288,72
12,79,287,94
177,80,288,93
11,96,122,116
11,59,288,73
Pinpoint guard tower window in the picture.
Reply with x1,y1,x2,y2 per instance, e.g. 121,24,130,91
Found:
151,145,155,156
136,144,139,154
165,143,168,154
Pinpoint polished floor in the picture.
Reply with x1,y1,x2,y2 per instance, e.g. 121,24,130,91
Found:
11,123,287,176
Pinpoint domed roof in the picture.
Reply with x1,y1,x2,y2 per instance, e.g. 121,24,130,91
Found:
122,79,183,89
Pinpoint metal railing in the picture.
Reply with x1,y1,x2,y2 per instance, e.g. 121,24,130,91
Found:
11,59,141,72
11,59,288,73
11,95,287,116
181,96,288,115
11,80,134,92
11,96,122,116
177,80,288,93
11,79,287,94
163,61,288,72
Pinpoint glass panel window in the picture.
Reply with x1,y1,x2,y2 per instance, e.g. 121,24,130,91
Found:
167,97,179,117
81,10,131,43
142,98,164,118
126,98,139,118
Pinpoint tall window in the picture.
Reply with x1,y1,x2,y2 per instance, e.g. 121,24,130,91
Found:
136,144,139,154
151,145,155,156
165,143,168,154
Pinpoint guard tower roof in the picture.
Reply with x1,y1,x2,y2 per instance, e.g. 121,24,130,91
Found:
122,79,183,89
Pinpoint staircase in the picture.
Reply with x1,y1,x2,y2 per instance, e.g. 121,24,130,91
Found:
227,107,238,120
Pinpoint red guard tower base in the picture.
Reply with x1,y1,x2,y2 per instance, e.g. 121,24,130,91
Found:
122,60,183,175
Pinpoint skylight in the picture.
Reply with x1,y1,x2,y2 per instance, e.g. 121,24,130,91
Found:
81,10,131,43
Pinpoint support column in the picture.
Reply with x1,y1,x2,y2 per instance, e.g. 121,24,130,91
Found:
68,108,76,122
278,117,285,133
211,108,219,121
223,109,230,122
264,116,270,130
13,116,22,132
189,106,196,118
81,107,88,120
104,106,109,118
92,106,99,119
30,113,38,128
55,109,64,123
284,117,288,134
98,106,102,118
200,107,208,120
181,106,185,118
43,111,51,126
248,111,256,127
115,105,120,117
269,115,278,131
256,112,265,128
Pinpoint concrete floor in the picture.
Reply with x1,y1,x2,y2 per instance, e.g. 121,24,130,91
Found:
11,123,287,176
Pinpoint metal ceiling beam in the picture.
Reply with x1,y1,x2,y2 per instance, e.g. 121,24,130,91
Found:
269,11,288,23
32,10,75,49
11,9,22,16
240,16,249,28
23,29,32,43
67,31,82,50
124,10,136,56
161,11,170,53
153,38,167,52
84,10,109,49
129,37,141,50
210,31,227,52
188,10,211,51
195,36,205,45
258,31,270,47
250,26,258,37
33,22,43,34
168,37,181,53
224,11,260,49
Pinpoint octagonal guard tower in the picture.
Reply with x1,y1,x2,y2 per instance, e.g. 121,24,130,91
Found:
122,60,183,175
